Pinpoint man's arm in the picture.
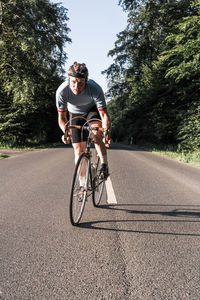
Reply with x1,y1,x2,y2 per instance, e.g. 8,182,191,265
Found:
99,108,111,130
58,111,71,144
99,108,112,147
58,111,68,133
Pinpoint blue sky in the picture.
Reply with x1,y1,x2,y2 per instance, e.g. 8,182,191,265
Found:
52,0,127,92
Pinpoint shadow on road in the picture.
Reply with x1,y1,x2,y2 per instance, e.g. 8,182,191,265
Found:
100,203,200,218
79,204,200,237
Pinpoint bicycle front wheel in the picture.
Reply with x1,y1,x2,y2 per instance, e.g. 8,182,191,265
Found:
92,157,105,207
70,153,90,225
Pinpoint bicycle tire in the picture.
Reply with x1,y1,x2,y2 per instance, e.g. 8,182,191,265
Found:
92,156,105,207
69,153,90,225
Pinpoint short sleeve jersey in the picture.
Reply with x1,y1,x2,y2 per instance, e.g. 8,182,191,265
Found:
56,79,106,114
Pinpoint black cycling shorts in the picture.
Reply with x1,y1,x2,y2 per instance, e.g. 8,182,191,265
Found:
69,106,101,143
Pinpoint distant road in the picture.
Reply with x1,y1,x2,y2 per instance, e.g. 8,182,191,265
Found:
0,144,200,299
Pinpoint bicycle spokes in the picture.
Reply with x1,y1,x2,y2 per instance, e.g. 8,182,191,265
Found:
70,154,90,225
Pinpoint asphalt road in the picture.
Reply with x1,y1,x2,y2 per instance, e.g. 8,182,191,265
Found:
0,144,200,300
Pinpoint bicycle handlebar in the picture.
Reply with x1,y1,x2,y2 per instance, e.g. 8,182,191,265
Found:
64,125,106,138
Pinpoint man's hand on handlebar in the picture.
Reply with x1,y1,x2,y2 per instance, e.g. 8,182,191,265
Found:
103,129,112,148
61,124,71,144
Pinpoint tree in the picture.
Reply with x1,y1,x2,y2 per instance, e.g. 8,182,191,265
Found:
105,0,199,150
0,0,71,145
159,0,200,151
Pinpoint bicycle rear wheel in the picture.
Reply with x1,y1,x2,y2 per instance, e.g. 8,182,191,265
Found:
70,153,90,225
92,156,105,207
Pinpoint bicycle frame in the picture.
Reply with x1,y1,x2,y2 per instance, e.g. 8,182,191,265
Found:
67,118,105,192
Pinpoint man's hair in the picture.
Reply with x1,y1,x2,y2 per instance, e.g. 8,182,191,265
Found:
68,62,88,79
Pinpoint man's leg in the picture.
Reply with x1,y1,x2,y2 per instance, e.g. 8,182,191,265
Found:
72,141,86,165
69,111,87,164
91,121,109,178
72,142,86,186
86,107,109,178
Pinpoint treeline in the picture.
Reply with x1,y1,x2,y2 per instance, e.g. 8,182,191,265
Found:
1,0,199,151
104,0,200,151
0,0,71,145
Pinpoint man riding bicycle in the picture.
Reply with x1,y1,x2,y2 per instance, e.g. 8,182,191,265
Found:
56,61,111,179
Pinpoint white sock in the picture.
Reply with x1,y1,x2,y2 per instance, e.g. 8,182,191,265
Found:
79,175,85,186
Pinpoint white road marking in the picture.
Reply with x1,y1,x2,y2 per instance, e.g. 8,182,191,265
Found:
105,176,117,204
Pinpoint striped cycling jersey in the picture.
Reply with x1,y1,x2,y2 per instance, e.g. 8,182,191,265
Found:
56,79,106,114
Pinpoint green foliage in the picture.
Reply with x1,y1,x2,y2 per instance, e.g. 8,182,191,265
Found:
177,105,200,151
152,148,200,166
105,0,200,151
0,0,71,145
160,0,200,82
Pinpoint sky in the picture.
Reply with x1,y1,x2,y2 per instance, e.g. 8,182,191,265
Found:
52,0,127,92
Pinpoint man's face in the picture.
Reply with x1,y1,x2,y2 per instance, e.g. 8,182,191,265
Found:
69,76,86,95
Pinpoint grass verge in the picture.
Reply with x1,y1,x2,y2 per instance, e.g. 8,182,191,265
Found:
124,143,200,167
0,142,63,159
151,149,200,166
0,142,62,151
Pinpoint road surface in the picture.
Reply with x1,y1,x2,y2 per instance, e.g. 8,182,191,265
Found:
0,144,200,299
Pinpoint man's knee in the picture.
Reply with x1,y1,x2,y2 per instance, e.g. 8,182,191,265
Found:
72,143,81,160
73,145,81,155
72,142,86,161
93,134,101,145
90,122,102,144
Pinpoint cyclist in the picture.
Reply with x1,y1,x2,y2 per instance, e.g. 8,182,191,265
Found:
56,61,111,179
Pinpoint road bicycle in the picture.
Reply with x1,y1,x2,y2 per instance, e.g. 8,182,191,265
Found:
65,117,108,226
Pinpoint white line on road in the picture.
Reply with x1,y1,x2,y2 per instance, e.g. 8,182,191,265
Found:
105,176,117,204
